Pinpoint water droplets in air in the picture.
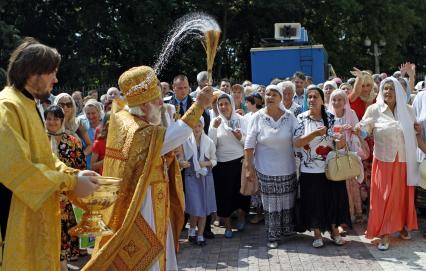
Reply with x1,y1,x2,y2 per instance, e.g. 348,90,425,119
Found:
153,12,221,76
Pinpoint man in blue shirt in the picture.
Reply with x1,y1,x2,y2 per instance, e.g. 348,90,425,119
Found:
292,71,306,106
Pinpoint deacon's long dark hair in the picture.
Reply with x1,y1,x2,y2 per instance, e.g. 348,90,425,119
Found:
7,37,61,91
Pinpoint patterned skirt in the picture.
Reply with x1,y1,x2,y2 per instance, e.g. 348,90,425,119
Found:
256,171,297,241
60,192,80,261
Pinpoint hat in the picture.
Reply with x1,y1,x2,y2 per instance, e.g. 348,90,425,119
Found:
118,66,160,107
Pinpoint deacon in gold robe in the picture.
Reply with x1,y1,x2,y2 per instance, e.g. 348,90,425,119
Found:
0,38,99,271
83,66,213,271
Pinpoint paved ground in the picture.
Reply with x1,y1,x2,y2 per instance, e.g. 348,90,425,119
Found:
75,217,426,270
177,217,426,271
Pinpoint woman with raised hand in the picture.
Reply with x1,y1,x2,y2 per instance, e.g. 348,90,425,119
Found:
354,77,419,250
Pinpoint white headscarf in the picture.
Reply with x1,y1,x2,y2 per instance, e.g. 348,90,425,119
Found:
265,84,287,112
54,93,79,133
412,91,426,162
323,80,338,90
377,77,419,186
183,117,209,177
217,93,244,132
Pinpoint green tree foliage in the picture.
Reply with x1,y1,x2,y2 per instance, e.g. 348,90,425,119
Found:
0,0,425,90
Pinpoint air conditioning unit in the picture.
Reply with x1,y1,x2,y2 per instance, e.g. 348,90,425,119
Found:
274,23,302,41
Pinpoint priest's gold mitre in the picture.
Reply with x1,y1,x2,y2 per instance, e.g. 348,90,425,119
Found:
118,66,160,107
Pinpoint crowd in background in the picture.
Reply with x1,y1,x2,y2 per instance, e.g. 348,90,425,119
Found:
41,63,426,268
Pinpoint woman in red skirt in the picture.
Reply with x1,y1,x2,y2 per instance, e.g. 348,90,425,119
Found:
354,77,420,250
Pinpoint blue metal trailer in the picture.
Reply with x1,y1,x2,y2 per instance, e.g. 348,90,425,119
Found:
250,44,328,85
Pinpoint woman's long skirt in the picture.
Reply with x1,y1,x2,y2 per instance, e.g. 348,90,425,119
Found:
366,158,418,239
212,157,251,217
299,172,351,232
257,171,297,241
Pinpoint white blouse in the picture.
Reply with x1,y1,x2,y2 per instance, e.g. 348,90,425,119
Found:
359,103,415,162
245,109,298,176
208,120,245,163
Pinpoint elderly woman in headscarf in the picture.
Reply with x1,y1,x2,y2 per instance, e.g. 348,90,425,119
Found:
354,77,419,250
328,89,366,224
323,80,338,106
209,93,250,238
181,117,217,246
44,105,86,267
294,85,350,248
244,85,299,249
54,93,92,156
82,98,104,169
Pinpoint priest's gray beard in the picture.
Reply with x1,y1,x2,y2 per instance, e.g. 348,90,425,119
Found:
147,103,161,125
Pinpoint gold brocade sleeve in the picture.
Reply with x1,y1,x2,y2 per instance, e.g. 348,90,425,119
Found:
0,102,73,211
181,102,204,128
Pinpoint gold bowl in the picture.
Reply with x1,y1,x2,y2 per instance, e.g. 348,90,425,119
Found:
69,176,122,237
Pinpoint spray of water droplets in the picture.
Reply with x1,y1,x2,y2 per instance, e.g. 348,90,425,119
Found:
153,12,221,76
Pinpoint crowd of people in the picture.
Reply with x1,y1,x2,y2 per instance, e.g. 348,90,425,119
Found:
2,37,426,271
39,64,426,254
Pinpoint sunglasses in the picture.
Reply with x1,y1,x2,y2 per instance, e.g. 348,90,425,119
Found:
58,102,73,108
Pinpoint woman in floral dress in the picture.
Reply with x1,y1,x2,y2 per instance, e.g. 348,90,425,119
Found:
44,105,86,268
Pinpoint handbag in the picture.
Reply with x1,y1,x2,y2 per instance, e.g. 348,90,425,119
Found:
325,146,362,181
240,159,259,196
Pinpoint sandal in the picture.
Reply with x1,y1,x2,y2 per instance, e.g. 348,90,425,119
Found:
331,235,346,246
400,230,412,240
378,236,390,251
378,242,389,251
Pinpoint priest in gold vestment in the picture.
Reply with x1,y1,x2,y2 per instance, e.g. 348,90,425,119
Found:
83,66,213,271
0,38,99,271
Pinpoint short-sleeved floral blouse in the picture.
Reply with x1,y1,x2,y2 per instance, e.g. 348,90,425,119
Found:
294,111,335,173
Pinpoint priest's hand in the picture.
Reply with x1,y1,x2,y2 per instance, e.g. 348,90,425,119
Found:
196,86,214,108
74,175,99,198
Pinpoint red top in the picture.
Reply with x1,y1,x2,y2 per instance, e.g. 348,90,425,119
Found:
92,138,106,174
350,97,367,120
